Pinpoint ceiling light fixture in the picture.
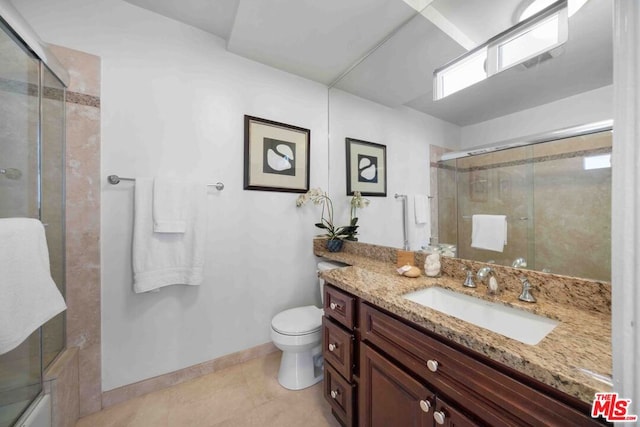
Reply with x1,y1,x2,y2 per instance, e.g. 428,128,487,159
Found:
434,0,568,100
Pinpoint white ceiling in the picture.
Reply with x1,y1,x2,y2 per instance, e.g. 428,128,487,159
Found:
123,0,612,126
123,0,241,39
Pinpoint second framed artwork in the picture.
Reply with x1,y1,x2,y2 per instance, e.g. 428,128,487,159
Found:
345,138,387,197
244,115,310,193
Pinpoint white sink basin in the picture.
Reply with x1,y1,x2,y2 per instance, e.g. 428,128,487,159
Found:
403,287,558,345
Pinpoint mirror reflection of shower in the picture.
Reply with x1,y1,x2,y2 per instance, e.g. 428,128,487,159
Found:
0,167,22,180
435,125,612,281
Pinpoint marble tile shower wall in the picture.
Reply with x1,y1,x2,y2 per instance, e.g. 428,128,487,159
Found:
48,45,102,419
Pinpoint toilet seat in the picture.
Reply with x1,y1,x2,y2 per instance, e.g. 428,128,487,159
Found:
271,305,322,336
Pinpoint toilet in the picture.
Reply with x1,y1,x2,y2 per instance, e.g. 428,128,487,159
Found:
270,261,346,390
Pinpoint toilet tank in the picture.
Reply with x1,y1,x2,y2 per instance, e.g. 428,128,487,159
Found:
317,260,348,304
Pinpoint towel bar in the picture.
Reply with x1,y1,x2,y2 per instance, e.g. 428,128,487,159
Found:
462,215,528,220
107,174,224,191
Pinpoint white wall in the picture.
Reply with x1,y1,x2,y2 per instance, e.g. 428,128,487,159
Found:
15,0,329,391
328,89,460,250
459,85,613,148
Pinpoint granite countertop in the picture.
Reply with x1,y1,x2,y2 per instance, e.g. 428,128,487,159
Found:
316,247,612,405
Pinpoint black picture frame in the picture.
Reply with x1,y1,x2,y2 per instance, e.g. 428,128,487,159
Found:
244,115,310,193
345,138,387,197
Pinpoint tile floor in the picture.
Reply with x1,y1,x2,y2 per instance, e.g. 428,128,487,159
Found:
75,351,341,426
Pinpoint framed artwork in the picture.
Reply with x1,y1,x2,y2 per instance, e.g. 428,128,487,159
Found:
244,115,310,193
345,138,387,196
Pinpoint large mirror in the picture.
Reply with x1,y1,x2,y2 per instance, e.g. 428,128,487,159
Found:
328,0,612,281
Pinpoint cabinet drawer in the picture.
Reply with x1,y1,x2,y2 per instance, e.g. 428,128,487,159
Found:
325,362,356,427
323,316,354,380
324,285,356,329
360,302,601,426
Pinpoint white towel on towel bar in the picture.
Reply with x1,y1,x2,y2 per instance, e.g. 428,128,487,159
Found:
0,218,67,355
471,214,507,253
414,195,429,224
133,178,207,293
153,178,187,233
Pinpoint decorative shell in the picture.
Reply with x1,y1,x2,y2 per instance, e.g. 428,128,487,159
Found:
402,266,421,278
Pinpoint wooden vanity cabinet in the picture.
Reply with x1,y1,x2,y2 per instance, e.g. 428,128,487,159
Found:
322,283,605,426
323,285,358,426
360,302,605,427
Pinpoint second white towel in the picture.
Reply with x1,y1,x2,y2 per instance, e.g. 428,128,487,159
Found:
471,214,507,252
133,178,207,293
153,178,187,233
414,195,429,224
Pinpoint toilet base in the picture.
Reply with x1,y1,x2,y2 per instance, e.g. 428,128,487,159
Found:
277,345,323,390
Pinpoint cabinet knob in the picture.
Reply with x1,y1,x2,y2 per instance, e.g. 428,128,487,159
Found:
433,410,446,425
419,399,431,413
427,359,439,372
330,389,340,399
328,343,338,352
329,302,341,310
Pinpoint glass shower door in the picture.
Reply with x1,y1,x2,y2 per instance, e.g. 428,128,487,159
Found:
0,20,43,427
41,67,66,370
454,146,534,267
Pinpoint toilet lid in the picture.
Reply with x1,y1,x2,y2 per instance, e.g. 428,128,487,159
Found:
272,305,323,336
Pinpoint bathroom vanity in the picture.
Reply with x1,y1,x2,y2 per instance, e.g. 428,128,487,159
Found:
317,240,611,426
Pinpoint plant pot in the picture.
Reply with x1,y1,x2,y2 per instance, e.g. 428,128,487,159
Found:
326,239,343,252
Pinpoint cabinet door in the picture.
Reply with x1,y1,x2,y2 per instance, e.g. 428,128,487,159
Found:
432,399,480,427
360,343,434,427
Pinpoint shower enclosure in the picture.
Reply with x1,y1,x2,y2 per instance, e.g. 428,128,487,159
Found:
437,128,612,282
0,14,67,427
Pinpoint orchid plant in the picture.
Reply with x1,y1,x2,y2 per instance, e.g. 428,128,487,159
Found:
296,188,369,242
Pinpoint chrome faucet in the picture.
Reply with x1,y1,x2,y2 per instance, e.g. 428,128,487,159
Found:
511,257,527,268
518,276,536,303
462,267,476,288
477,266,498,294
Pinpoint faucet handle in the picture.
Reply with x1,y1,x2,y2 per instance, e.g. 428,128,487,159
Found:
518,276,536,303
463,268,476,288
